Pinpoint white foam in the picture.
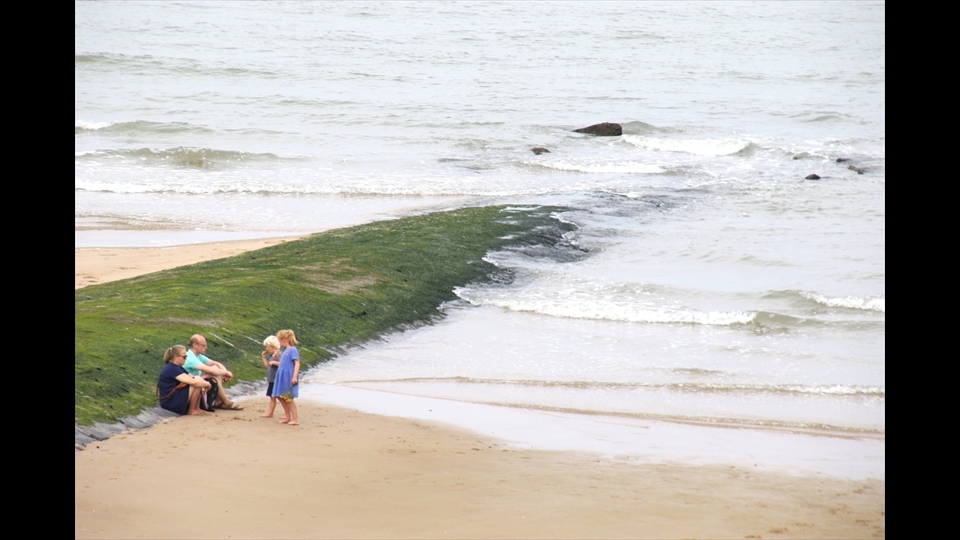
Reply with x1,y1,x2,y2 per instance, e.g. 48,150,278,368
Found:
75,119,114,130
802,292,885,312
456,290,756,326
534,160,665,174
623,135,750,156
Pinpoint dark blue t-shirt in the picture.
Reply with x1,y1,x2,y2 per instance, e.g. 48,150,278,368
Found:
158,362,188,403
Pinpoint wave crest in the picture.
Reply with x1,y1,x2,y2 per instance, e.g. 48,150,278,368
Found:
530,160,665,174
75,120,214,136
622,135,753,156
342,376,885,397
75,146,283,169
801,292,885,312
454,290,756,326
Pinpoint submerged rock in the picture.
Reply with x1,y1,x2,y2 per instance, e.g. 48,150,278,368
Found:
805,173,821,180
848,165,865,174
531,147,551,155
573,122,622,136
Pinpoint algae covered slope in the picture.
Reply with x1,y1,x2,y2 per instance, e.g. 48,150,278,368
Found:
75,205,577,426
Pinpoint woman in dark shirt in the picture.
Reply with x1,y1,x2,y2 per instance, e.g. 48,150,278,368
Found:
157,345,212,415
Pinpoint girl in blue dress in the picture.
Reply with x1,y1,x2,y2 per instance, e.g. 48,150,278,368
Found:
272,329,301,425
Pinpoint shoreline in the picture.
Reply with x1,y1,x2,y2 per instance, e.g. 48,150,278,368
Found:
74,231,885,538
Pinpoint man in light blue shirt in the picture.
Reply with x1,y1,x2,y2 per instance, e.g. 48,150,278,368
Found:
186,334,243,410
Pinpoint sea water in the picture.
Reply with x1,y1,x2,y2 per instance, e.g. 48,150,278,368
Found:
76,1,885,477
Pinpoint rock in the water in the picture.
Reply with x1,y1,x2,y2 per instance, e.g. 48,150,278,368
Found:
573,122,622,136
847,165,865,174
531,147,550,155
805,173,821,180
836,157,850,163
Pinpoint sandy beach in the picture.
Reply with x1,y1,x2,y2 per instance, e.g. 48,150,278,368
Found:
75,236,303,289
74,240,885,539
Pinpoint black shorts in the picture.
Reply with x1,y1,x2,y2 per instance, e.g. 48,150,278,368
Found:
266,382,275,397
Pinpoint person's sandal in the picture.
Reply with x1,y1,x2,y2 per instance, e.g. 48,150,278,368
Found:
215,401,244,410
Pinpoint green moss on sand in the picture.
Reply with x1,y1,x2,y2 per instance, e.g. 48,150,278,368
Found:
75,205,573,426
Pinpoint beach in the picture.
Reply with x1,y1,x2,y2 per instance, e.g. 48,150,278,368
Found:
74,244,884,539
76,2,884,536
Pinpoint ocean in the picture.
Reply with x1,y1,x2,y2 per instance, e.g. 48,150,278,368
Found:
75,1,885,478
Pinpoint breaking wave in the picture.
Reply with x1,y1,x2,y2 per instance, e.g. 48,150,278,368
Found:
530,160,665,174
340,376,886,397
622,135,754,156
800,291,885,312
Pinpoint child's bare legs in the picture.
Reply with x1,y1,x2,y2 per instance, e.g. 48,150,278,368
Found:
287,399,299,425
261,396,278,418
278,398,292,423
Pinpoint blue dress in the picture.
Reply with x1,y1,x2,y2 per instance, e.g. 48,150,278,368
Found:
271,346,300,399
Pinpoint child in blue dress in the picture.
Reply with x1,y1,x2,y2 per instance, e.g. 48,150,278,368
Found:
259,335,282,419
272,329,301,425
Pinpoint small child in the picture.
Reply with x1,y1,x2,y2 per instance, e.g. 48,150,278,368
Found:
274,329,301,425
260,335,283,419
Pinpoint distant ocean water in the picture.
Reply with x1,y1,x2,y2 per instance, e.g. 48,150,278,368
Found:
76,1,884,448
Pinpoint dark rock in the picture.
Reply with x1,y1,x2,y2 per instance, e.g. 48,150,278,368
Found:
805,174,821,180
150,406,180,418
119,411,163,430
531,147,551,155
76,422,125,441
836,157,850,163
225,380,260,398
75,429,96,447
847,165,865,175
573,122,622,136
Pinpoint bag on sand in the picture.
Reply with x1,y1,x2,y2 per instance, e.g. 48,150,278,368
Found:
201,378,220,411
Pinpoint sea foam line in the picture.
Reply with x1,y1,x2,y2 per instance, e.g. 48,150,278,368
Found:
622,135,752,156
801,292,885,312
454,293,756,326
531,160,665,174
334,376,886,397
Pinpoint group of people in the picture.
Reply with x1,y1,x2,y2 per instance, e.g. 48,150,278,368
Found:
157,329,301,425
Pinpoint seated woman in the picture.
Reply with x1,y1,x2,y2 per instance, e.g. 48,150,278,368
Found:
157,345,213,415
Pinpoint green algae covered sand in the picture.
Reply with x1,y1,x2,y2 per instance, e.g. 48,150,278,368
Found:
75,205,575,426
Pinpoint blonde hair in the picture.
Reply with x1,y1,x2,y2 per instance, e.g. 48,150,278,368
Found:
263,335,280,350
164,345,187,364
277,329,298,346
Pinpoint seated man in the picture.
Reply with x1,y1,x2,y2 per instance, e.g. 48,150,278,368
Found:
184,334,244,410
